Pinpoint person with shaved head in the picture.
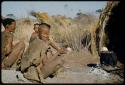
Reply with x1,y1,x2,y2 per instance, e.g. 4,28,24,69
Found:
21,23,66,82
1,18,25,69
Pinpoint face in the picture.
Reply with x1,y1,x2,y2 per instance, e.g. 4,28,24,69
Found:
7,21,16,32
34,25,39,32
38,25,50,41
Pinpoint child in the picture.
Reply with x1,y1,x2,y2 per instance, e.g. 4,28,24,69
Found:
29,23,39,42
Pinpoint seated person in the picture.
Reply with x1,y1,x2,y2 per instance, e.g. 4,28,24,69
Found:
29,23,39,42
21,23,66,82
1,18,25,69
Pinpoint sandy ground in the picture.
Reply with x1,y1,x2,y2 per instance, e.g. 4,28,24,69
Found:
1,49,124,84
1,70,32,83
44,66,123,83
1,66,123,84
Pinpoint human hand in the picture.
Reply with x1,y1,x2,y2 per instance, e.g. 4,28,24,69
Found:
58,48,66,54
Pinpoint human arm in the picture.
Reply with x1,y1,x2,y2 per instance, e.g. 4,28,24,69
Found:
4,34,13,55
49,41,66,54
29,32,38,42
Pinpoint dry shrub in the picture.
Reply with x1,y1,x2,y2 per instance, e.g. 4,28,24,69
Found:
14,18,35,42
22,18,32,25
51,26,85,51
13,12,98,56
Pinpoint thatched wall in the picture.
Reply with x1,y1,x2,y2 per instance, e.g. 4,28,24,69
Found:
94,1,124,63
94,1,119,53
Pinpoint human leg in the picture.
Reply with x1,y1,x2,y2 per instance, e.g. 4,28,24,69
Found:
2,41,25,68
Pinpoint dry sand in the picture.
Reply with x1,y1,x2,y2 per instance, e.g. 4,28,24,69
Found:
1,49,124,84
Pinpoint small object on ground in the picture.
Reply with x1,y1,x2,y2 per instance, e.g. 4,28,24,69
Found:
102,65,120,72
87,63,101,68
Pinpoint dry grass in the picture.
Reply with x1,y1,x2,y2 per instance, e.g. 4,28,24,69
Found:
14,18,34,42
51,24,86,51
13,12,99,57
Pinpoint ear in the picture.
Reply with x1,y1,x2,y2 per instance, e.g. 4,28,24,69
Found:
6,24,10,28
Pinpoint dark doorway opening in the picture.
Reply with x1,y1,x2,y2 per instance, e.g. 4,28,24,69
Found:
105,1,124,64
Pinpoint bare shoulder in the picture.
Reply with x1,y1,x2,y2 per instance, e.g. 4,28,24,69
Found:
31,32,37,36
2,32,13,39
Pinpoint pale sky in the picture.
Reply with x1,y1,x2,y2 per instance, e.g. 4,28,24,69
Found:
2,1,107,19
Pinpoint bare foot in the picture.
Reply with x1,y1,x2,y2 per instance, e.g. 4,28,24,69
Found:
36,67,46,83
36,65,42,74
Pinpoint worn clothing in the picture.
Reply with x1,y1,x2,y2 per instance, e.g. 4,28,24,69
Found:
21,35,65,82
21,38,52,71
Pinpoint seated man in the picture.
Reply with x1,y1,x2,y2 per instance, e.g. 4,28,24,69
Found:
21,23,66,82
1,18,25,69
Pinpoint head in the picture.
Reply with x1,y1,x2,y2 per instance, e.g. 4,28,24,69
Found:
33,23,39,33
38,23,51,41
2,18,16,32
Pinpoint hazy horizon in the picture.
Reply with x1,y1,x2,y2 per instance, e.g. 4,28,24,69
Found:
2,1,107,19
